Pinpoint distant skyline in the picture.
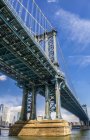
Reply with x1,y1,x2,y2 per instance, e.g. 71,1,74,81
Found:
0,0,90,121
0,104,21,124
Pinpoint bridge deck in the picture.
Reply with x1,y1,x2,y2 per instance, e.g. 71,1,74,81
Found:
61,85,89,121
0,1,64,87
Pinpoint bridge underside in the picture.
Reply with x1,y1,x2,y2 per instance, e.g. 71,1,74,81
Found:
0,0,89,122
0,1,59,87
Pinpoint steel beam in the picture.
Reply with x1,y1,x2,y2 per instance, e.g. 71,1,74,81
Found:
45,34,49,57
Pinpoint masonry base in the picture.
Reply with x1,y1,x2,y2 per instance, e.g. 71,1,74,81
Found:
9,120,71,136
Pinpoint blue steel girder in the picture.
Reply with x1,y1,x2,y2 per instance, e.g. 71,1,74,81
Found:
1,0,62,74
0,49,42,82
0,46,49,84
0,34,55,81
0,29,54,72
0,1,64,86
0,51,41,86
0,5,57,75
0,58,32,85
0,45,38,78
0,40,53,82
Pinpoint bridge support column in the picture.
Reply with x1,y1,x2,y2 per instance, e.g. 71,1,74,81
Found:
55,78,62,119
20,87,28,121
44,84,51,119
30,86,36,120
53,30,58,64
45,33,49,57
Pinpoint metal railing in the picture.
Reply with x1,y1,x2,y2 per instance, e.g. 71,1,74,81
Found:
3,0,56,62
3,0,53,37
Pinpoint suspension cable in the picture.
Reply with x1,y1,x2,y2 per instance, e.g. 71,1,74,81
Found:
57,37,79,100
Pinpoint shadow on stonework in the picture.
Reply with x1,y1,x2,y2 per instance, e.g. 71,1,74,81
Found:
9,120,71,137
18,136,71,140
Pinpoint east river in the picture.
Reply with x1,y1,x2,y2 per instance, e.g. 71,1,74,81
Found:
0,130,90,140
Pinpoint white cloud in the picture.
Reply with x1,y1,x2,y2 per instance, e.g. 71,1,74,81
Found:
0,95,22,107
68,55,90,67
55,9,90,51
37,108,79,122
62,109,79,122
51,109,79,122
10,106,21,112
47,0,58,3
0,75,7,81
5,106,21,123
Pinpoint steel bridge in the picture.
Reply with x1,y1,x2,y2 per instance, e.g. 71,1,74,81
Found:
0,0,89,124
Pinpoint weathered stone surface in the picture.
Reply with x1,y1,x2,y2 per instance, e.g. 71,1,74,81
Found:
9,120,71,136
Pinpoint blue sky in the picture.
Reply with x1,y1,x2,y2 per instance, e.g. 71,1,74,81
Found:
0,0,90,121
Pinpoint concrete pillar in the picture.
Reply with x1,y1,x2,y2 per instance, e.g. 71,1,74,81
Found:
55,78,62,119
45,33,49,57
30,86,36,120
20,87,28,121
44,84,51,119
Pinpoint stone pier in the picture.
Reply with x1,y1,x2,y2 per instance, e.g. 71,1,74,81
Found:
9,120,71,136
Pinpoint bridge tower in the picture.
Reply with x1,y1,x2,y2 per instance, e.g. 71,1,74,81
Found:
18,29,63,121
81,105,89,126
35,29,63,120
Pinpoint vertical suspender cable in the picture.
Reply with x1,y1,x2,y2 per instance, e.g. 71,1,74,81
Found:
31,0,34,35
38,10,41,36
24,0,29,25
33,0,53,30
15,0,18,11
19,0,23,17
35,6,38,36
11,0,15,6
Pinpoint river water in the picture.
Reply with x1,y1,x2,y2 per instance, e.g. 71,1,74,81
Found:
0,130,90,140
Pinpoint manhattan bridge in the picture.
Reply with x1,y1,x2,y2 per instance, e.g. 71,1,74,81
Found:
0,0,89,125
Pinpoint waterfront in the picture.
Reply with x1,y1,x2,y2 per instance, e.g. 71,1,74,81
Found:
0,130,90,140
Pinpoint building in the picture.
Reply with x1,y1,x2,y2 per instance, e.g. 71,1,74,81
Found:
0,104,9,126
9,106,21,124
0,104,21,126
